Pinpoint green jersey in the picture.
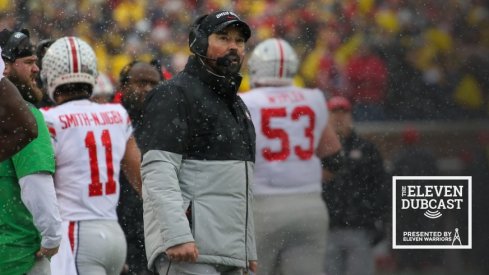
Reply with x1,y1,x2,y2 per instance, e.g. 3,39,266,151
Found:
0,105,55,275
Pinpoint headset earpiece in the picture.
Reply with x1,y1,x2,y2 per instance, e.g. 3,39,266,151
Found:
119,60,139,86
1,31,28,62
189,14,209,57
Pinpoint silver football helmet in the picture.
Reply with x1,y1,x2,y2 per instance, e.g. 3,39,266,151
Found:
41,36,98,101
247,38,299,87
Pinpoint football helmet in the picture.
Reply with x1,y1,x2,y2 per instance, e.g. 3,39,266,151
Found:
247,38,298,87
41,36,97,101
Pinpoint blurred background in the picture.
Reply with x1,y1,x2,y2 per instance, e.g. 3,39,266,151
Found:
1,0,488,274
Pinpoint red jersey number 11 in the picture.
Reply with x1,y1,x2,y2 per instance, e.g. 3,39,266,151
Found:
85,129,116,197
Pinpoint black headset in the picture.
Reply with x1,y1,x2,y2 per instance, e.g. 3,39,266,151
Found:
1,31,29,62
189,14,209,57
119,60,139,86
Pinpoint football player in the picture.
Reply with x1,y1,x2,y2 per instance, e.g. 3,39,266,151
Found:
40,36,142,275
240,38,343,275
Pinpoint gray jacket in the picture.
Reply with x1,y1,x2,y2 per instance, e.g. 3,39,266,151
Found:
142,152,256,268
139,56,257,270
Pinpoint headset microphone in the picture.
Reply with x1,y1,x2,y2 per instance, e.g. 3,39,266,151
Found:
194,51,215,61
195,52,231,68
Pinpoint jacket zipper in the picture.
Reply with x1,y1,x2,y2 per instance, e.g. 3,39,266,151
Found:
245,161,249,270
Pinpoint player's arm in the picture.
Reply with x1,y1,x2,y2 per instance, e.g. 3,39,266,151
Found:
19,173,62,257
0,77,38,161
317,123,344,181
121,135,142,197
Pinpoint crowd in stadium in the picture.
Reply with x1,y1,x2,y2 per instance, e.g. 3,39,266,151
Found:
2,0,488,121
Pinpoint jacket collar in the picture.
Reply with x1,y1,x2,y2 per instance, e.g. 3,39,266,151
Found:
184,55,242,100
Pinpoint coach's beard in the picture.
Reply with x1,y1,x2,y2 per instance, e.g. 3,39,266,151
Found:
215,53,242,76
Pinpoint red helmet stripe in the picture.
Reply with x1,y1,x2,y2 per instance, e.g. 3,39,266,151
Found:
67,37,79,73
276,39,285,78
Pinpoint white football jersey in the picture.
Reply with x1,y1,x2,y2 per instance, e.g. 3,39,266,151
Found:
42,99,132,221
240,86,328,195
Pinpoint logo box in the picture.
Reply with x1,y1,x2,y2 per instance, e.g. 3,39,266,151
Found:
392,176,472,249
